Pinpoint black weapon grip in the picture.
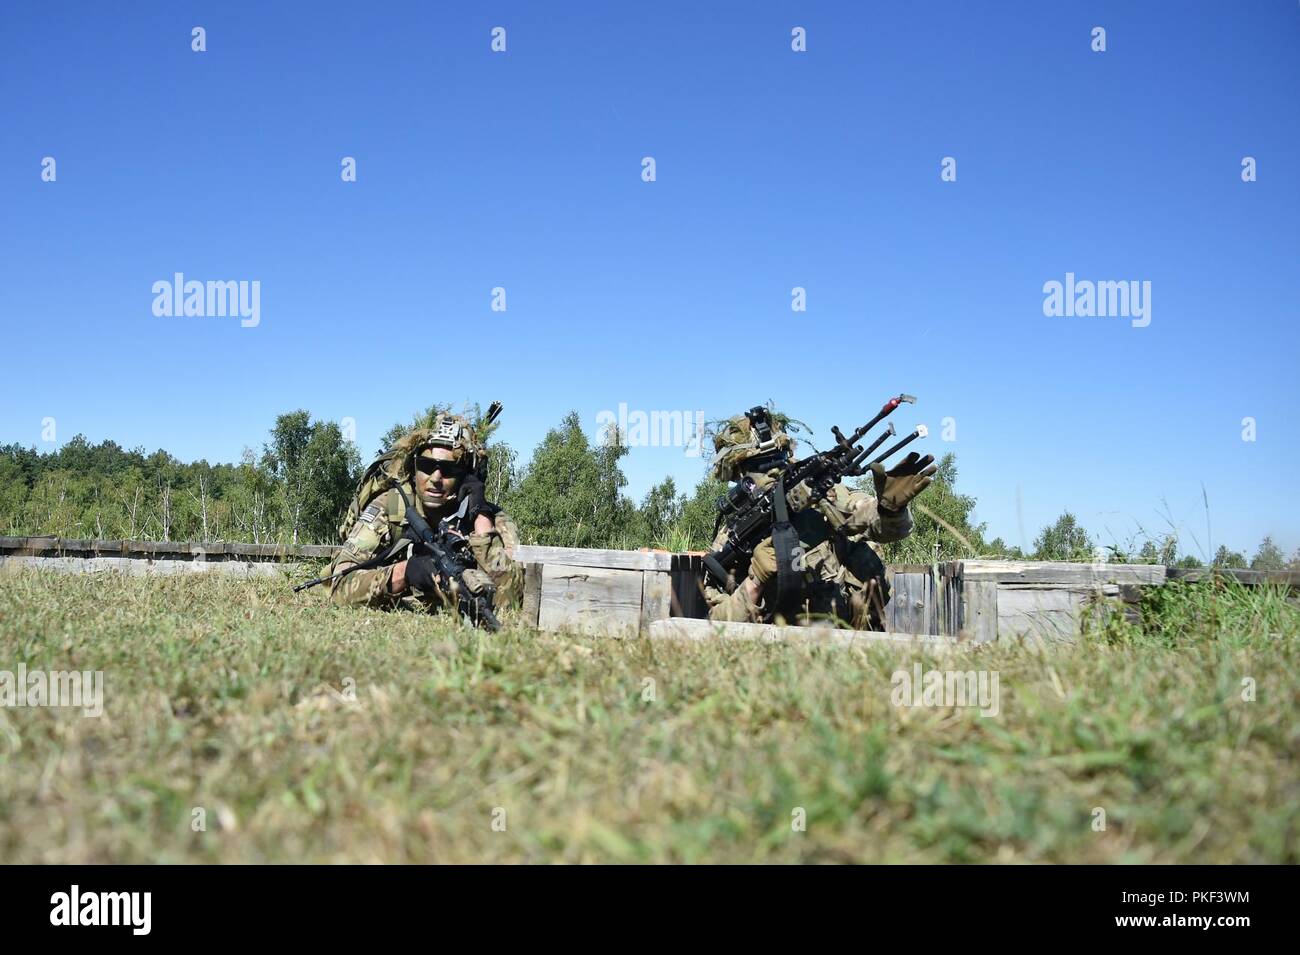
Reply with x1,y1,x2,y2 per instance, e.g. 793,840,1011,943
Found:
769,475,803,613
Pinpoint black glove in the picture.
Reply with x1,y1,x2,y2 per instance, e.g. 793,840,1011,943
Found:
457,474,496,525
404,554,440,594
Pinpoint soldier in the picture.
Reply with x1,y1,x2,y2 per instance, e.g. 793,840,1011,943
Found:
704,409,936,630
327,413,523,618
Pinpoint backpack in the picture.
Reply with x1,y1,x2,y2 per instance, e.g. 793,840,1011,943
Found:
337,450,410,542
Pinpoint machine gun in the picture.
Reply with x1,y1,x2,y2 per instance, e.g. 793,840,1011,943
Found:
294,480,502,632
701,395,927,605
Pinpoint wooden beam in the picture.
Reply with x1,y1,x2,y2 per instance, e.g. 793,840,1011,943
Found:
648,618,960,648
959,560,1166,586
513,544,672,572
962,580,999,644
1166,567,1300,588
640,571,673,635
520,562,543,628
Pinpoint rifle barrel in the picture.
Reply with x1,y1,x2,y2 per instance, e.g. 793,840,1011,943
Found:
850,423,896,469
870,426,926,466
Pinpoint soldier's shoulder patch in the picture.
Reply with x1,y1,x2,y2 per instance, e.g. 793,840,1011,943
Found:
359,499,385,528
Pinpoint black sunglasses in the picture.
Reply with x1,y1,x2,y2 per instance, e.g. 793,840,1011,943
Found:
415,457,469,479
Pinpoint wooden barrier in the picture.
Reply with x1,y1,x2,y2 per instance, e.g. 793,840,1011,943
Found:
0,535,331,579
512,545,673,637
4,536,1291,641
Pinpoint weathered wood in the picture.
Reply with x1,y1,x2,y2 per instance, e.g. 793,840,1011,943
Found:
963,580,999,644
889,572,930,635
520,562,543,628
0,555,299,578
996,588,1090,642
0,536,340,561
648,618,959,648
640,571,673,635
537,564,643,637
959,560,1166,586
1166,567,1300,588
943,564,965,636
512,544,672,572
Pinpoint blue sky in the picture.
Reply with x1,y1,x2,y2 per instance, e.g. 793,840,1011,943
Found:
2,1,1297,559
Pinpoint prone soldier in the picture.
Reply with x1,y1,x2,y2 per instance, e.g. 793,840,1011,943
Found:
326,412,523,620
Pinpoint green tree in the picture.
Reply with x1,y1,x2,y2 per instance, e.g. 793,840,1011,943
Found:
1250,536,1286,572
1032,511,1094,561
508,412,634,547
1212,545,1248,569
672,476,728,551
986,537,1026,559
636,477,685,548
262,412,359,544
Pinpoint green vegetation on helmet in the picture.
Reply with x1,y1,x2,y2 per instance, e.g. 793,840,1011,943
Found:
710,407,795,481
390,413,486,476
335,414,488,543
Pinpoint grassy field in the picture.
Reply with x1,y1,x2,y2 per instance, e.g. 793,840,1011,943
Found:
0,567,1296,863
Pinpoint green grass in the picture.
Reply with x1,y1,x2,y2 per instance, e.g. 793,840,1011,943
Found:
0,568,1296,863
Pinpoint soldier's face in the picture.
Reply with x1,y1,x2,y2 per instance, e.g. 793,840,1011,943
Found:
415,448,463,509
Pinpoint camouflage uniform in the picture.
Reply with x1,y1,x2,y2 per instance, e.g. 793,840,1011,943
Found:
703,413,913,630
328,416,523,617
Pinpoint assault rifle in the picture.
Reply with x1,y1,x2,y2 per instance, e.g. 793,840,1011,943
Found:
294,480,501,632
701,396,927,606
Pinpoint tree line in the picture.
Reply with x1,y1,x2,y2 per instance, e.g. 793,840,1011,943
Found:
2,405,1294,570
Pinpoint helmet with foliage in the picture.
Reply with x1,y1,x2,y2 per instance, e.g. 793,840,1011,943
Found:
711,406,796,481
390,413,486,477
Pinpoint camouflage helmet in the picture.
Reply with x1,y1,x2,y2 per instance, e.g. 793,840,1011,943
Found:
390,413,486,477
711,406,795,481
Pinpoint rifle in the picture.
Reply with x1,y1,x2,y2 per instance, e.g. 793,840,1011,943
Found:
701,396,924,607
294,479,502,632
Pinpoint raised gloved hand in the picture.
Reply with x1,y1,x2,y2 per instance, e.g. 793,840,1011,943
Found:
748,536,778,585
869,452,938,513
457,473,496,527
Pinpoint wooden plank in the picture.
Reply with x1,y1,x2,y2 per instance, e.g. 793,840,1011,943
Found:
0,555,298,578
648,618,959,649
889,572,930,635
537,564,643,637
1166,567,1300,588
960,560,1166,586
640,571,673,635
996,587,1088,642
512,544,671,572
520,562,543,628
296,544,339,558
962,580,998,644
942,566,963,637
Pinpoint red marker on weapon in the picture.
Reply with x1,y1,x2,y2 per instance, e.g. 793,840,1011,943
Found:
832,393,916,450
